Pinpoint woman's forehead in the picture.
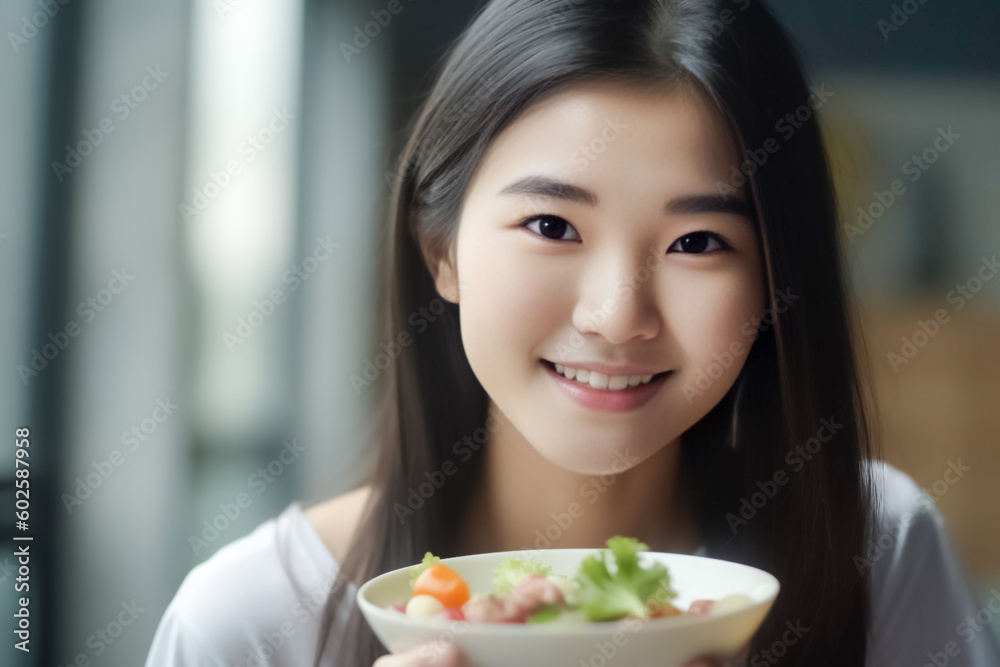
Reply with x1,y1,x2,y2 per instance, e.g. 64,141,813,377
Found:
467,80,742,204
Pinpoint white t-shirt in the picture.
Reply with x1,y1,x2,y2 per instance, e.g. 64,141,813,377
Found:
144,461,1000,666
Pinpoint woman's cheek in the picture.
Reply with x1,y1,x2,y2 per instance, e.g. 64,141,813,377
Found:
666,274,762,405
457,236,566,387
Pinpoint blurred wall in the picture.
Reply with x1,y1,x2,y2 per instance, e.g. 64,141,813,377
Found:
824,77,1000,582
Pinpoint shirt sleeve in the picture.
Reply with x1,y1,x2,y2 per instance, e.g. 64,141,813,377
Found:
865,467,1000,666
144,602,227,667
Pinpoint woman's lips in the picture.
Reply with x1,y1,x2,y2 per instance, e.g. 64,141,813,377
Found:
540,360,670,412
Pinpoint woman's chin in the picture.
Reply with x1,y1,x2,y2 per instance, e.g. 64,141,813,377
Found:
528,437,647,477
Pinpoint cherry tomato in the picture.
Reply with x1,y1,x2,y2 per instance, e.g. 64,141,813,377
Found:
413,563,470,609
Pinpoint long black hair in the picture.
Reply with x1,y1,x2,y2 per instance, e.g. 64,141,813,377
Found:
313,1,881,664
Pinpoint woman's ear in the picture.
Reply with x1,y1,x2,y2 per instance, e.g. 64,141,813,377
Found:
422,239,460,304
433,255,461,304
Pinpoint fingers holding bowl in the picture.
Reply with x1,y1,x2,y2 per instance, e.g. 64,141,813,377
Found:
373,640,470,667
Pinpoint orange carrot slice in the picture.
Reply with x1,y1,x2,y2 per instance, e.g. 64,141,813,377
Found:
413,563,470,608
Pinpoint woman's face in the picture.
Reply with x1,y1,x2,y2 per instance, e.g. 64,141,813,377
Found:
433,80,767,475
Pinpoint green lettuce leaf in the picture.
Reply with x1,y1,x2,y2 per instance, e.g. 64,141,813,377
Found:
492,556,553,596
573,536,676,621
526,604,561,623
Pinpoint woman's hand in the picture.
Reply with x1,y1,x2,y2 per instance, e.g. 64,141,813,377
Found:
372,639,746,667
373,640,469,667
682,641,750,667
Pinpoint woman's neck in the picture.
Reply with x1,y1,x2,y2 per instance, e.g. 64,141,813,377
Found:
458,403,700,557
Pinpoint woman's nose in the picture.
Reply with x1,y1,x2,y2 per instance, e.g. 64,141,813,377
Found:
571,251,662,344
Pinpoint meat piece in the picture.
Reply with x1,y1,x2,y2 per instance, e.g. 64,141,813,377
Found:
461,575,566,623
688,599,714,615
461,594,510,623
504,574,566,622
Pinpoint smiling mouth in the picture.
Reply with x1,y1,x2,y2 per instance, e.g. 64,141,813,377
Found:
540,359,670,392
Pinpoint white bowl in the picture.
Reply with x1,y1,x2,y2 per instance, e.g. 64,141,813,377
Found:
357,549,779,667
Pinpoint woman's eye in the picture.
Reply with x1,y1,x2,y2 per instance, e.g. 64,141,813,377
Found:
668,232,729,254
520,215,581,242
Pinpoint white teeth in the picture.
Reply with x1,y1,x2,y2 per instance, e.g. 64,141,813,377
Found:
608,375,629,390
588,371,608,390
549,363,659,391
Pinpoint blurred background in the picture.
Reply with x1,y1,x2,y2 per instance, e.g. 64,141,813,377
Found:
0,0,997,664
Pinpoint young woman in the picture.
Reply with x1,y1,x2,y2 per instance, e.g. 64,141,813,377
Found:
145,1,1000,666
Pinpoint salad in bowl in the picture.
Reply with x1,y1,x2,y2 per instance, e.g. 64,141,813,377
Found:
357,536,779,667
392,536,750,625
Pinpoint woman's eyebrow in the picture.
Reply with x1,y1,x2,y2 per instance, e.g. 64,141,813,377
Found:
498,175,597,205
498,175,750,219
667,193,751,219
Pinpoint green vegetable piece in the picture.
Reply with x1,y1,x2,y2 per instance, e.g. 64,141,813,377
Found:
526,604,561,624
492,556,553,596
409,552,441,589
573,536,677,622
